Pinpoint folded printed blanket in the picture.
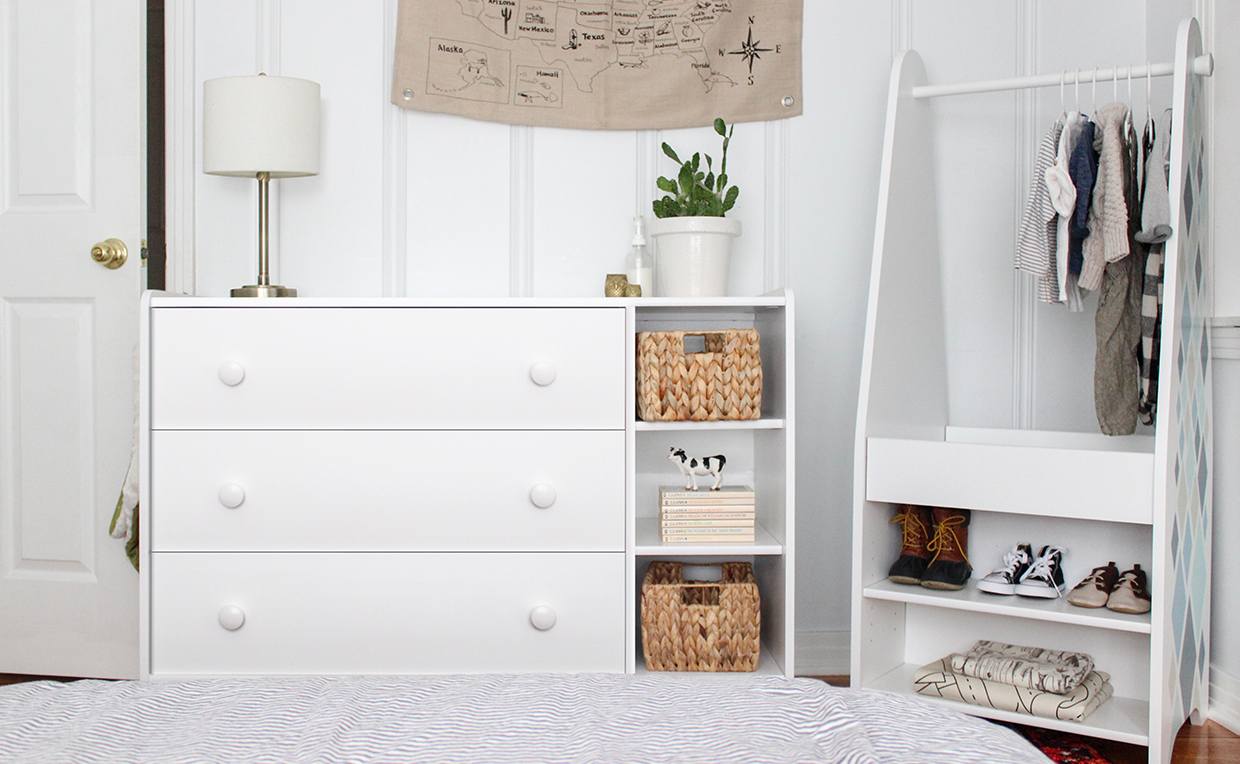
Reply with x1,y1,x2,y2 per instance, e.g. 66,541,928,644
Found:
948,639,1094,694
914,657,1113,722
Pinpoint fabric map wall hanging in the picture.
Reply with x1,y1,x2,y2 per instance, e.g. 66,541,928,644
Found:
391,0,802,129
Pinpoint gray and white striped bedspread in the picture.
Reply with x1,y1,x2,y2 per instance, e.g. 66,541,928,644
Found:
0,673,1049,763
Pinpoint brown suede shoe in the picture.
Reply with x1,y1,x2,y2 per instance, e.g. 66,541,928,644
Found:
921,507,972,591
888,505,933,585
1067,561,1120,608
1106,564,1152,614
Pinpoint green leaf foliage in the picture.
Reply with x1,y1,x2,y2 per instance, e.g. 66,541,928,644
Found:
652,118,741,218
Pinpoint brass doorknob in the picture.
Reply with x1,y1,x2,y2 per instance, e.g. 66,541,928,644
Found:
91,238,127,269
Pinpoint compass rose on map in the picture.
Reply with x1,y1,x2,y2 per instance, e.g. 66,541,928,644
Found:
728,22,774,76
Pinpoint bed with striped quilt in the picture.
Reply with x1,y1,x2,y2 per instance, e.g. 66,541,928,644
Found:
0,673,1049,763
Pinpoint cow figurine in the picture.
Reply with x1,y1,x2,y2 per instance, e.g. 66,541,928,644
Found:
668,447,727,491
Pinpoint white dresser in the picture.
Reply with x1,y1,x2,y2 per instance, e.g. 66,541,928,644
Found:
140,293,796,680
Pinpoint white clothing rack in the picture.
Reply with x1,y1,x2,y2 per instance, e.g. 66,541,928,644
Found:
912,54,1213,99
852,18,1213,764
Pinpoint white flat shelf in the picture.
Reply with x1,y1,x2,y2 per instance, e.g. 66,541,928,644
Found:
634,645,786,677
864,578,1152,633
635,517,784,555
866,428,1155,524
635,418,784,432
864,663,1150,746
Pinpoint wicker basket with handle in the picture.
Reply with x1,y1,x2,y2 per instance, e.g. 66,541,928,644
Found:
640,561,761,672
636,329,762,421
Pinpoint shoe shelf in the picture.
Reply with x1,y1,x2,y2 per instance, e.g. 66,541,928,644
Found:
863,663,1151,746
862,578,1152,633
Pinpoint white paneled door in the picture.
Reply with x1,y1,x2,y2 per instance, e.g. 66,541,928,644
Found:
0,0,143,678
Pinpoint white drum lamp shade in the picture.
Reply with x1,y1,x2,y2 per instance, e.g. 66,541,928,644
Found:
202,74,321,297
203,75,320,177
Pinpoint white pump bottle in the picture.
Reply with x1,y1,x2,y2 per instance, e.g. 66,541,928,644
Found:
625,215,654,297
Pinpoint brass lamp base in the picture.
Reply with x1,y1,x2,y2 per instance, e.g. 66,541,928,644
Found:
231,284,297,297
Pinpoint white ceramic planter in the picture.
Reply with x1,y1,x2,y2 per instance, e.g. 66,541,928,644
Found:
648,216,742,297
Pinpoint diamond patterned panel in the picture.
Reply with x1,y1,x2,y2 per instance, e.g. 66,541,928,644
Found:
1167,59,1211,727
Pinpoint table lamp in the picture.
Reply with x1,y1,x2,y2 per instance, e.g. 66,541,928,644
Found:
203,74,320,297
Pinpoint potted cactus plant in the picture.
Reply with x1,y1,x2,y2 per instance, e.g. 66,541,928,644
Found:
649,117,742,297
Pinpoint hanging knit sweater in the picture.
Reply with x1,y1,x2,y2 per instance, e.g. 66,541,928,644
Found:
1079,102,1132,291
1015,121,1064,303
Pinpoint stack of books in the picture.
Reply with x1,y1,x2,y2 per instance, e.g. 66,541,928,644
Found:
659,485,755,543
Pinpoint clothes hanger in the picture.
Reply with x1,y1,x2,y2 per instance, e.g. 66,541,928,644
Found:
1075,69,1081,114
1146,61,1153,125
1092,67,1098,113
1059,70,1067,120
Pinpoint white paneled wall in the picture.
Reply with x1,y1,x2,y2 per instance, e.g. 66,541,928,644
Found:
170,1,1226,677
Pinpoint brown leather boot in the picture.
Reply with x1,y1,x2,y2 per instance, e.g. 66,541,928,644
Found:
888,505,933,585
921,507,972,591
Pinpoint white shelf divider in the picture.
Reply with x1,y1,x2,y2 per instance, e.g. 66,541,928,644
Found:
863,578,1152,634
634,418,784,432
634,517,783,556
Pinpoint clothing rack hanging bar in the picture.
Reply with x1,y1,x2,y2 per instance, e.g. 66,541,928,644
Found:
911,54,1213,99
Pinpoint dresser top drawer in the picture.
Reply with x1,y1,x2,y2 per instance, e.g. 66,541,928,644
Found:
150,307,626,430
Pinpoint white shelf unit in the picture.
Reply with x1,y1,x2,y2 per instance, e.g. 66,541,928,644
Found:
851,20,1211,764
630,295,795,678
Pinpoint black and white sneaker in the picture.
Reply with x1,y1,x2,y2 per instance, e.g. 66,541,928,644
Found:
1014,545,1067,598
976,543,1034,595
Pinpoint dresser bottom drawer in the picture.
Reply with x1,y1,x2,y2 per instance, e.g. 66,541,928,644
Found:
149,552,625,676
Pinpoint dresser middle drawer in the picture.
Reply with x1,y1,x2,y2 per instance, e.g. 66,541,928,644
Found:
151,430,625,552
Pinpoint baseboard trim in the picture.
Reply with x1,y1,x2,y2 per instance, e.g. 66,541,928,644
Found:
1211,666,1240,735
795,630,850,677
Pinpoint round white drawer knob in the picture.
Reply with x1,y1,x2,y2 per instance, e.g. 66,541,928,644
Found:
218,361,246,386
529,361,556,386
529,483,557,509
218,484,245,509
529,605,556,631
218,605,246,631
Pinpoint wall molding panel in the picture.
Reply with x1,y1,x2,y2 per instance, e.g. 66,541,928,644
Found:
509,125,533,297
255,0,282,287
891,0,912,57
635,129,659,223
256,0,280,75
764,119,789,291
166,0,195,294
1013,0,1038,429
382,0,407,297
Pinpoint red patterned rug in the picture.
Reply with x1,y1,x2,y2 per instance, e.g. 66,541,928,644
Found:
1016,725,1111,764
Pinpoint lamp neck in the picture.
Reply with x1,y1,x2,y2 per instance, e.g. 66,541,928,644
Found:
256,171,271,286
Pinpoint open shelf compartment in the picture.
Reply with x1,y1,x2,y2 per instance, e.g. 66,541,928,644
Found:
864,662,1150,746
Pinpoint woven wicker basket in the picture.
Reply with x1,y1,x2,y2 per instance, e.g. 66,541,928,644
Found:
640,561,761,672
635,329,762,421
